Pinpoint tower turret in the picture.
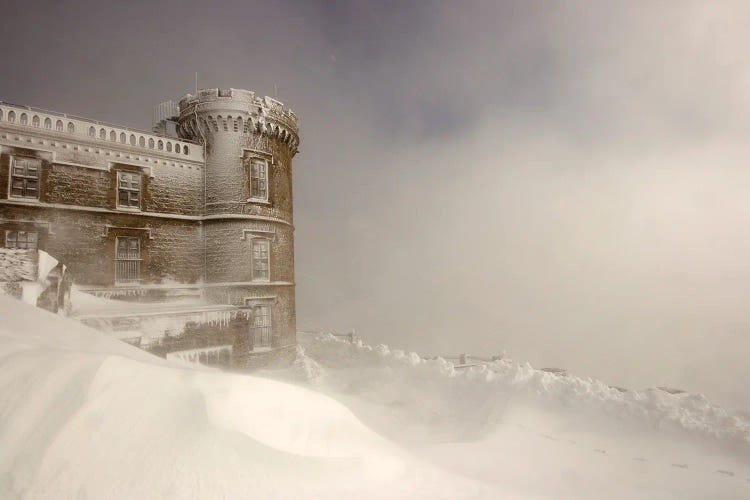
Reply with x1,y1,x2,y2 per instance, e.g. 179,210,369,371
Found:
177,88,300,367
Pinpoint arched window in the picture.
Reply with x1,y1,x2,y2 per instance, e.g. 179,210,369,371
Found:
148,138,154,149
110,130,116,142
20,113,28,125
100,128,107,140
8,111,15,123
0,109,3,121
120,132,126,143
139,136,145,147
45,118,52,129
130,134,136,146
67,122,75,133
166,142,172,152
32,115,40,127
89,126,96,137
157,140,163,150
183,145,189,155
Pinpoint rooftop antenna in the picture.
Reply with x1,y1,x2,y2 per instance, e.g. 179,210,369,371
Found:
274,83,278,99
195,72,199,94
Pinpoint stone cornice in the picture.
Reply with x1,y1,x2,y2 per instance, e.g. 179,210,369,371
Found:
0,200,294,228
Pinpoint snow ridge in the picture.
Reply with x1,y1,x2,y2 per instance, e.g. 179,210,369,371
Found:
299,332,750,457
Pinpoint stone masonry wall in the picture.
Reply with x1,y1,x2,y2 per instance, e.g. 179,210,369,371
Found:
1,204,202,286
0,145,204,215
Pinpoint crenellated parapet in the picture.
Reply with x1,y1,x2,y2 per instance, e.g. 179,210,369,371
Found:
177,88,299,155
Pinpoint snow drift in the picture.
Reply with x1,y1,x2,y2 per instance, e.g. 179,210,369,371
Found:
295,332,750,457
1,295,749,499
0,295,488,499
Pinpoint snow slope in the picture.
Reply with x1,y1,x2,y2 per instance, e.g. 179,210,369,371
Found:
273,333,750,498
0,295,489,499
1,295,749,498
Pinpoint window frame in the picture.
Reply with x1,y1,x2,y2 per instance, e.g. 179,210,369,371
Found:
115,236,141,284
244,301,273,351
250,237,271,282
116,171,142,210
248,159,269,203
4,230,38,249
8,156,41,200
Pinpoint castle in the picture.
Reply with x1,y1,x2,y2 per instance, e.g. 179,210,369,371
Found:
0,88,300,369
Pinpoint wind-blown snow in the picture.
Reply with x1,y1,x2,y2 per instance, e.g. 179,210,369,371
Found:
1,297,749,498
295,333,750,457
0,295,488,499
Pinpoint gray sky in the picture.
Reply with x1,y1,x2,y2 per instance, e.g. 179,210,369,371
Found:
3,0,750,409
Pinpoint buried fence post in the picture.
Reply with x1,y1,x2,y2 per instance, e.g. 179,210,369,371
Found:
459,354,467,365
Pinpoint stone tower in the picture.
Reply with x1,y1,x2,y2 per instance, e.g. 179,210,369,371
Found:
177,88,300,367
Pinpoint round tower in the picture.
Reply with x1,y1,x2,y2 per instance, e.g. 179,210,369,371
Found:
177,88,300,368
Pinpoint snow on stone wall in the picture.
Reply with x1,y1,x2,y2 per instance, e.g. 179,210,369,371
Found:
166,344,233,365
0,248,37,282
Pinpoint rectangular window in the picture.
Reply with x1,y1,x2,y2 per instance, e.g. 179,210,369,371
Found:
10,157,40,199
5,230,37,249
115,237,141,284
250,305,272,349
250,160,268,201
117,172,141,209
252,238,270,281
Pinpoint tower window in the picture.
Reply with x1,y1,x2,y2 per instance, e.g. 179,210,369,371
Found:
251,238,270,281
117,172,141,209
115,237,141,284
10,157,41,199
249,305,272,349
250,160,268,201
5,230,37,250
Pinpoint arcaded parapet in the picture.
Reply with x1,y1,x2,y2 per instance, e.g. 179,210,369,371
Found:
0,102,203,163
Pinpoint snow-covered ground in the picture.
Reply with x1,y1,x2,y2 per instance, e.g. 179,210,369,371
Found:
1,295,749,498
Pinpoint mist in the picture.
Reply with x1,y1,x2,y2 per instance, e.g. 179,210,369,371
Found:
2,0,749,409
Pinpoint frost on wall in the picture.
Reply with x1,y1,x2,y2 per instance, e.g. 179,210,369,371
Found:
0,249,38,283
0,249,63,309
167,344,233,365
82,309,250,347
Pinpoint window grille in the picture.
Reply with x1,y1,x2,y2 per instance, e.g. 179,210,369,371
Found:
5,230,37,249
252,238,270,281
115,237,141,283
250,305,272,348
250,160,268,201
10,157,40,199
117,172,141,208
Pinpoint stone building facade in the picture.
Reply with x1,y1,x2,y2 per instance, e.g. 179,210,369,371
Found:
0,88,300,369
